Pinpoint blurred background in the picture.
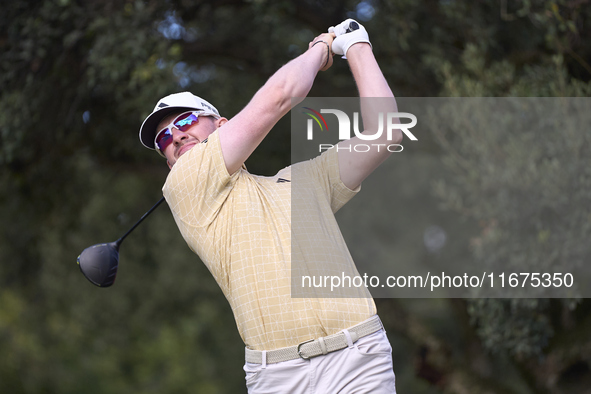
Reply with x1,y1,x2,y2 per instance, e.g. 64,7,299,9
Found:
1,0,590,393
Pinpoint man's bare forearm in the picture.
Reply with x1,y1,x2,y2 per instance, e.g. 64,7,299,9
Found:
346,43,394,99
254,39,330,117
335,36,400,189
217,35,332,174
346,43,400,143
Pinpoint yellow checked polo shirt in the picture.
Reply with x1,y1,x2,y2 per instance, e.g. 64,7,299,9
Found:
163,129,376,351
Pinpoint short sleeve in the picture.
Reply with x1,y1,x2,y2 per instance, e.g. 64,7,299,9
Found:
295,146,360,213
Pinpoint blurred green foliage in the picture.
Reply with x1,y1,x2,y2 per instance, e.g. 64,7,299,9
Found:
1,0,590,393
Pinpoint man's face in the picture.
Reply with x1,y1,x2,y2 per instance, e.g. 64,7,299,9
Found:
156,111,226,168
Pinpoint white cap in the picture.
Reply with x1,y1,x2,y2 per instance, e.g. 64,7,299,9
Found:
139,92,220,150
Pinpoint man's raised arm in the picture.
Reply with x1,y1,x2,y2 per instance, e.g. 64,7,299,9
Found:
218,33,335,175
330,20,402,190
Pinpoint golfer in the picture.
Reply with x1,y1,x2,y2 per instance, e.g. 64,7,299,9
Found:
139,19,399,393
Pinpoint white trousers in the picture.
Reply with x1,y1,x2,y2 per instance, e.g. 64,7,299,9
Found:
243,329,396,393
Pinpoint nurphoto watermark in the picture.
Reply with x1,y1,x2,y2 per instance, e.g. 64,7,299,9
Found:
301,107,418,153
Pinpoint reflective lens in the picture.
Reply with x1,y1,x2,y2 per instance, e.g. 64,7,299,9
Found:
155,129,173,154
155,111,200,154
174,112,200,131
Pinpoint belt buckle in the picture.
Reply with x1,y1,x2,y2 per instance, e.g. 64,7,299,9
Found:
296,339,315,360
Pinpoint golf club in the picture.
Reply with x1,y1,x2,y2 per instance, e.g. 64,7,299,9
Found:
77,197,165,287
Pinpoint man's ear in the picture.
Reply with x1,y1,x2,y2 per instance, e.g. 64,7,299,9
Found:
215,117,229,128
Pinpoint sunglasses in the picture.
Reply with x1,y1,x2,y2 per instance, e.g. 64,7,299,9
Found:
154,111,203,156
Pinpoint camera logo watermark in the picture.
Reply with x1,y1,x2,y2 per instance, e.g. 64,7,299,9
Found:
302,107,418,152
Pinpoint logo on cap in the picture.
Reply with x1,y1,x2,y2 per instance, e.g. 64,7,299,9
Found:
200,101,218,115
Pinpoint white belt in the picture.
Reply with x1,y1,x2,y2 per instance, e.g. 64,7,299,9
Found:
245,315,384,364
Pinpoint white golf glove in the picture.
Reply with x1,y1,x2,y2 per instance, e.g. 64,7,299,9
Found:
328,19,371,59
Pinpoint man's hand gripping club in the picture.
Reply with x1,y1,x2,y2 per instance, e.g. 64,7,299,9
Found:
328,19,372,59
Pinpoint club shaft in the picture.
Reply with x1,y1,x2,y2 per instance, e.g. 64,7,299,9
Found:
116,197,166,246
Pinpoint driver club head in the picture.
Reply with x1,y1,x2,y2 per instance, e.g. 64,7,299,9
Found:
77,197,165,287
77,241,120,287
